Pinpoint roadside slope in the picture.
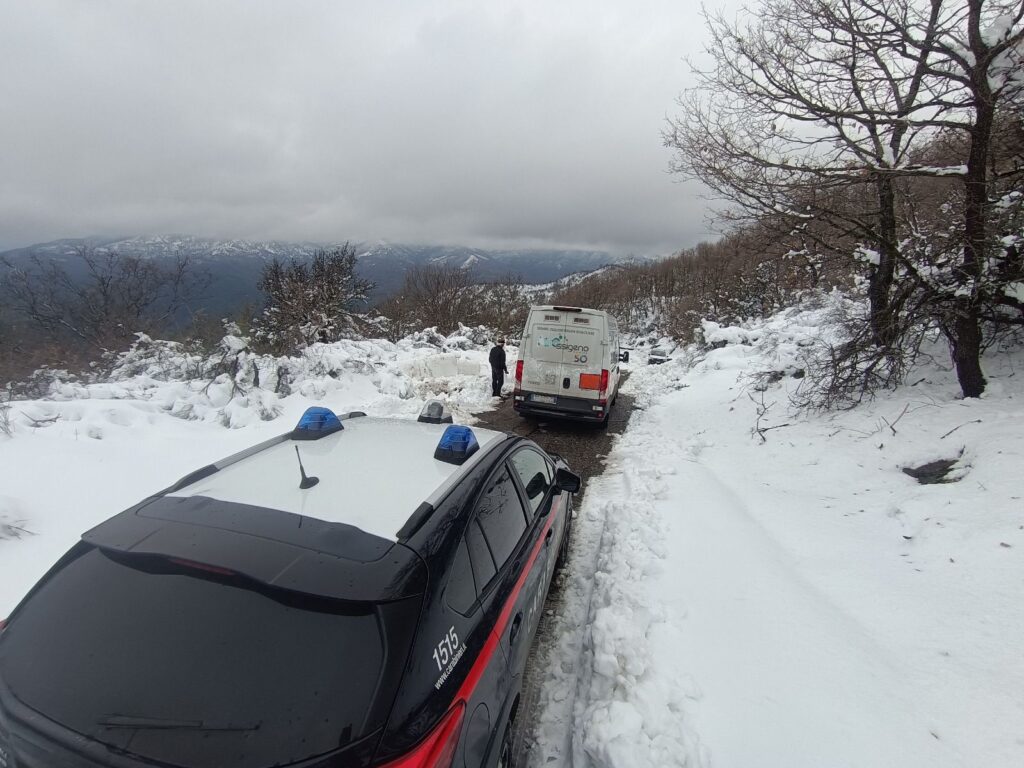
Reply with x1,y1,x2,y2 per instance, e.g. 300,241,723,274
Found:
530,299,1024,767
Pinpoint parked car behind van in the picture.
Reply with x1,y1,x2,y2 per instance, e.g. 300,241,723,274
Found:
512,305,628,425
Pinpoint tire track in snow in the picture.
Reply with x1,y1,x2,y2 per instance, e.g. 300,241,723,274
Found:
517,407,706,768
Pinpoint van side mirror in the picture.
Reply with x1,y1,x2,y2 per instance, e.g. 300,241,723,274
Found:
554,467,581,494
619,351,630,363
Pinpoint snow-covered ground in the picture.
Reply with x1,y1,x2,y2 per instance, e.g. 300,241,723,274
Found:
2,299,1022,768
529,295,1024,767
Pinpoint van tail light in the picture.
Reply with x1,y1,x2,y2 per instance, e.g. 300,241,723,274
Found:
598,369,609,400
514,360,524,390
0,618,7,632
378,702,465,768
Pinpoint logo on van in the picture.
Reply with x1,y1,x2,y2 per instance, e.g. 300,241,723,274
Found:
538,335,590,363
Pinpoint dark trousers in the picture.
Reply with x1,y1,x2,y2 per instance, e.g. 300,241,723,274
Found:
491,367,505,396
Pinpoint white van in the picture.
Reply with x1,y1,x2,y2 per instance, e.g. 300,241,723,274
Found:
512,305,628,425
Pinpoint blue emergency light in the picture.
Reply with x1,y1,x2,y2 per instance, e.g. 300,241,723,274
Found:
434,425,479,464
292,406,344,440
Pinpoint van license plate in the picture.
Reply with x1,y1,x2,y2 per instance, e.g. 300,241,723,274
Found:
531,394,556,404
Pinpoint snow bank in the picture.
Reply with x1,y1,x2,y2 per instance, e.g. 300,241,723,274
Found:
8,325,507,428
0,326,513,615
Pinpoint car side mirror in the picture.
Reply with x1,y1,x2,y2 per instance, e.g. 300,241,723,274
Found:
525,473,547,499
554,467,581,494
619,351,630,363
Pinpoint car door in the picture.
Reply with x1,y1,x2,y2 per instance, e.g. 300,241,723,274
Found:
506,447,559,642
417,466,536,768
471,463,547,685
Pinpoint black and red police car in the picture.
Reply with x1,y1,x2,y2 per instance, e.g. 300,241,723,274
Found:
0,402,579,768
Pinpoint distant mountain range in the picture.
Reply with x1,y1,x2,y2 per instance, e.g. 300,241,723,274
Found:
0,235,648,316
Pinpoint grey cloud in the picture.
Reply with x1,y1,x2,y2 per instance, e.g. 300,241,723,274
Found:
0,0,715,254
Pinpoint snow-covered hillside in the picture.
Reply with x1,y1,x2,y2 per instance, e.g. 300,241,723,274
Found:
0,236,641,304
1,296,1021,768
529,294,1024,768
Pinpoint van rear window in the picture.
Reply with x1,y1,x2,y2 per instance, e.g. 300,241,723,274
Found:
0,548,413,768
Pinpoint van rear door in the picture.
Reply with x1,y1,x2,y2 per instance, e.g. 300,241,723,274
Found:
522,308,568,399
558,312,603,401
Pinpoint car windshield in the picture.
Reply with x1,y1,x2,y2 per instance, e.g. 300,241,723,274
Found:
0,547,412,768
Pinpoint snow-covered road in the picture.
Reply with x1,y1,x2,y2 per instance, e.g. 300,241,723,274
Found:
528,301,1024,768
638,400,959,767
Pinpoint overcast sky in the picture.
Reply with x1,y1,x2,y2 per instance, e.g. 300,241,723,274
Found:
0,0,717,255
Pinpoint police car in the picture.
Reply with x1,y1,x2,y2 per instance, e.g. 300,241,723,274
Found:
0,403,580,768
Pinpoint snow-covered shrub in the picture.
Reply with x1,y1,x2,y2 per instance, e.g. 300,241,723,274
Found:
0,517,29,540
405,327,448,349
251,245,374,354
107,334,208,382
9,368,81,400
10,322,497,427
788,292,932,410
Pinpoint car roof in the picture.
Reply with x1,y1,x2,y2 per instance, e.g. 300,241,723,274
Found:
166,415,507,542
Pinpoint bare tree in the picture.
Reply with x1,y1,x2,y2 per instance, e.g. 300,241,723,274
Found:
666,0,1024,397
476,273,529,335
665,0,948,346
2,246,205,353
253,244,374,352
394,264,478,334
374,292,420,342
916,1,1024,394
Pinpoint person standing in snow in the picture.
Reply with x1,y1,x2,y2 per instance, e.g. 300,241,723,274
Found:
489,337,508,398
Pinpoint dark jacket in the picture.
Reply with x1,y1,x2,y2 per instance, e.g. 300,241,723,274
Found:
489,345,507,373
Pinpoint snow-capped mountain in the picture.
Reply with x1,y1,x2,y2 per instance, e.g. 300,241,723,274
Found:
0,235,332,264
0,236,650,313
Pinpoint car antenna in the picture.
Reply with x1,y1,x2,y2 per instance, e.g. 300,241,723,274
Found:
294,446,319,489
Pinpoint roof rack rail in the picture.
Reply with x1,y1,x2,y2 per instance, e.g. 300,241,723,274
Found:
162,433,291,493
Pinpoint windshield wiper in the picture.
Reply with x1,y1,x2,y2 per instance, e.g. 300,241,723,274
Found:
97,714,260,732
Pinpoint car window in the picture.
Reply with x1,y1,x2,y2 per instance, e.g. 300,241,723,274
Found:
465,518,497,589
446,539,477,614
509,449,553,515
476,466,528,568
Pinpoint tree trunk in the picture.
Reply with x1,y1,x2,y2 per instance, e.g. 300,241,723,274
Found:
948,0,994,398
951,308,985,397
867,176,900,348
